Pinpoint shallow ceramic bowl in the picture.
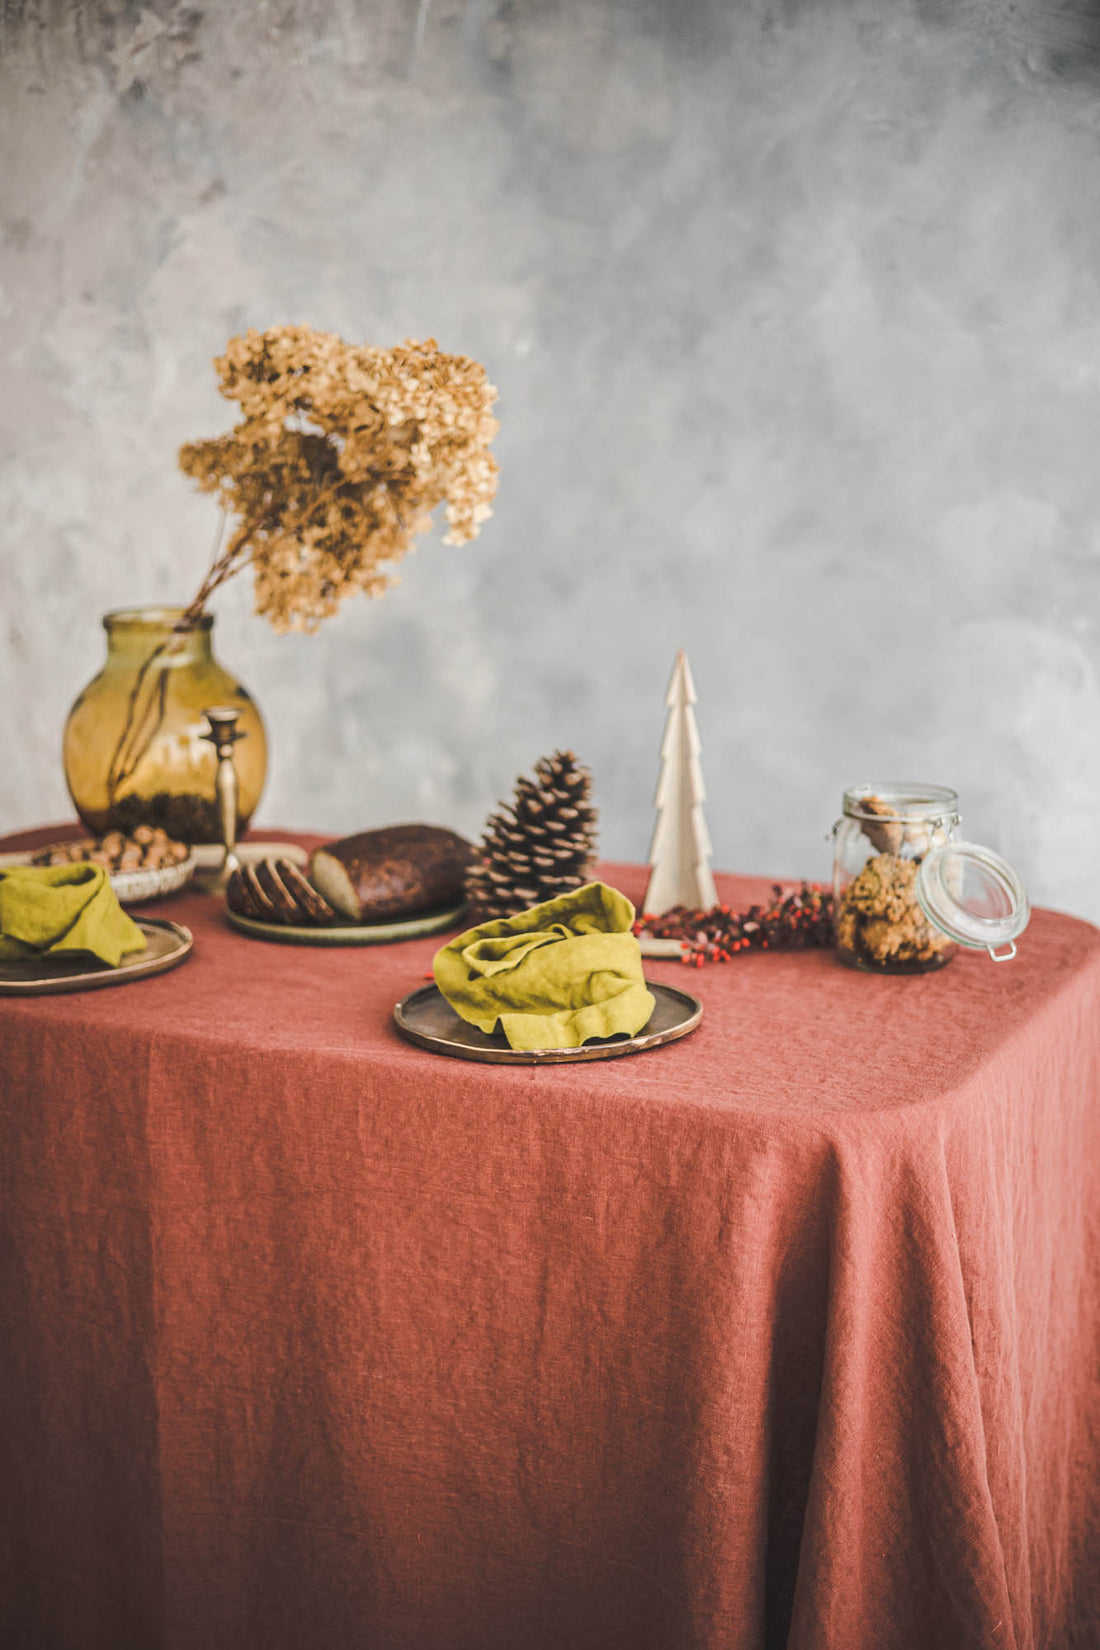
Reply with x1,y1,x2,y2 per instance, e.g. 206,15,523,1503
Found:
109,854,196,904
4,842,198,905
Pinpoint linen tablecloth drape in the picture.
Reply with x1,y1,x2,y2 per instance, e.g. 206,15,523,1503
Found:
1,827,1097,1650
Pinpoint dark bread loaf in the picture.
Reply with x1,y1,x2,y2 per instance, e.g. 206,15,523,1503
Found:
225,864,265,919
254,860,301,923
226,858,337,927
310,825,473,922
241,863,274,918
277,860,338,925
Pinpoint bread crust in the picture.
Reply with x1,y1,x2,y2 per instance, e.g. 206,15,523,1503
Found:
276,859,337,925
241,863,274,919
310,825,473,921
225,865,263,919
254,859,301,923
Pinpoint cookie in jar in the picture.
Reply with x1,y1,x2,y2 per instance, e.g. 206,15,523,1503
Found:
832,785,1030,974
833,787,959,973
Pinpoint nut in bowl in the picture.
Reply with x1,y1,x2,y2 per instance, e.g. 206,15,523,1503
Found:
31,828,195,905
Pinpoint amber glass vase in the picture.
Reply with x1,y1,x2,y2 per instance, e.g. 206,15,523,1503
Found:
63,607,267,844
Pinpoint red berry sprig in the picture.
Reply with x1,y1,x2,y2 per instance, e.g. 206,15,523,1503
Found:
634,883,835,967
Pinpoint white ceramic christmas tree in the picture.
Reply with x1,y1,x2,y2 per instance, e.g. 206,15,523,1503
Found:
643,650,718,916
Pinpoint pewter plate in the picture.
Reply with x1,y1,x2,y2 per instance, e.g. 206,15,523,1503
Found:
638,934,687,958
226,903,467,946
393,980,703,1065
0,918,193,996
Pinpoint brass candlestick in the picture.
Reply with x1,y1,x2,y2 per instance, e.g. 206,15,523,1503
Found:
197,706,247,893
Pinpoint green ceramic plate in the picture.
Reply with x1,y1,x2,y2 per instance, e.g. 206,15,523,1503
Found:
225,904,467,946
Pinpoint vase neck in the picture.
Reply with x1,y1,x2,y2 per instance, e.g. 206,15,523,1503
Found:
103,607,214,665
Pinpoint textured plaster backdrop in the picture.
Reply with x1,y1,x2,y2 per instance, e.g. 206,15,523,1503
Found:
2,0,1100,918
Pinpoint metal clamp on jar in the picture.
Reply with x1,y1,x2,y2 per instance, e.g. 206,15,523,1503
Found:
832,784,1029,975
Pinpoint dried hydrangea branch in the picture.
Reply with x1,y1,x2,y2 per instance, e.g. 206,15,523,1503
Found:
178,325,499,633
107,656,170,803
180,515,265,623
107,328,497,808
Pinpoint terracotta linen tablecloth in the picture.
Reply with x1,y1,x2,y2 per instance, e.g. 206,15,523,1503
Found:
1,827,1097,1650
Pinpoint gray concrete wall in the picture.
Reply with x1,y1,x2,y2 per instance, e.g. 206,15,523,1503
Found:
2,0,1099,919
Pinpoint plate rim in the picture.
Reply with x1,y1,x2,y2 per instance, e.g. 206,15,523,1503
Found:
225,902,467,946
0,917,194,996
393,978,703,1064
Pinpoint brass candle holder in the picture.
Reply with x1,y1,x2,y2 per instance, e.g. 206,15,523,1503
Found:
196,706,247,894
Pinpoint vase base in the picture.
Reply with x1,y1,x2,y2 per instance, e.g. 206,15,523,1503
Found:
77,791,252,847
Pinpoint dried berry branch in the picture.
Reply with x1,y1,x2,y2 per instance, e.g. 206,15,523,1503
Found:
635,884,835,967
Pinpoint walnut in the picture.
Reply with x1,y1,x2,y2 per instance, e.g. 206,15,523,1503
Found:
31,832,191,874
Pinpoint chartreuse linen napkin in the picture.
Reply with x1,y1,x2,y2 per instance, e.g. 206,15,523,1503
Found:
433,882,655,1052
0,863,146,967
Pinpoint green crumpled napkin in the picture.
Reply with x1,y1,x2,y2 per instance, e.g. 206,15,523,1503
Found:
0,863,146,967
433,881,655,1052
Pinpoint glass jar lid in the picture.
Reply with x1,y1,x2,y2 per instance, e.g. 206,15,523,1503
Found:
916,842,1030,961
842,782,960,824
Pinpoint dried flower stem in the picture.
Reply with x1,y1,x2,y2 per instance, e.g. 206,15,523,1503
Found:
106,511,233,804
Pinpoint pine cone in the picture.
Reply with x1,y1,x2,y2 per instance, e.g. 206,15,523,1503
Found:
466,750,598,921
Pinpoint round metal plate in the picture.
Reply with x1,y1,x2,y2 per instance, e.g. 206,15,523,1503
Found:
226,903,467,946
0,918,193,995
393,979,703,1064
